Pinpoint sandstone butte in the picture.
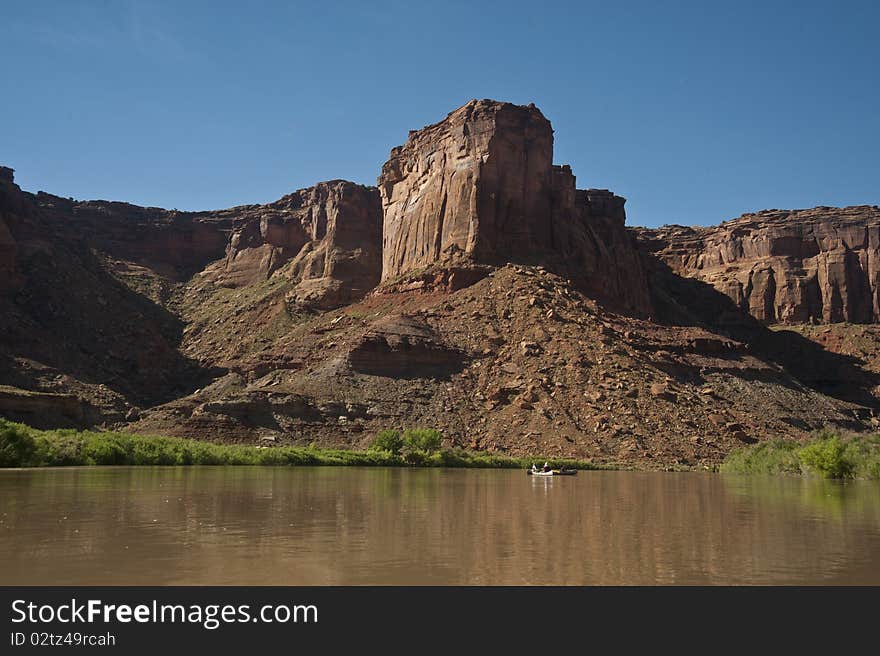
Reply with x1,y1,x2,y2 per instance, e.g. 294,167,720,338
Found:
2,100,880,470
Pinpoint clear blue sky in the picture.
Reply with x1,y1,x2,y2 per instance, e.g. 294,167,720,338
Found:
2,0,878,227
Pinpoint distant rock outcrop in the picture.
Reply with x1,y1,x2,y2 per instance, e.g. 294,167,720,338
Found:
32,194,231,281
378,99,652,316
636,206,880,324
207,181,382,309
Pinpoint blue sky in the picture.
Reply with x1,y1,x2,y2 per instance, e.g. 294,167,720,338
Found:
2,0,878,227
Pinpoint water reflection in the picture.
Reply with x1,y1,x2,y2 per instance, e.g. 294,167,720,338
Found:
0,467,878,585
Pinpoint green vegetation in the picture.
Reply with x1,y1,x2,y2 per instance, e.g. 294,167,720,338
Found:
798,435,854,479
0,419,602,471
369,429,404,455
369,427,444,465
402,428,442,453
0,420,37,467
721,430,880,479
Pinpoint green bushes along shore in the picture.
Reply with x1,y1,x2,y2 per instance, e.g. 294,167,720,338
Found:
721,431,880,479
0,419,598,470
6,418,877,478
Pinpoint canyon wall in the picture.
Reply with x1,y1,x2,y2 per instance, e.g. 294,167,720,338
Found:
3,98,880,462
0,170,216,409
378,99,652,316
207,181,382,309
637,206,880,324
0,167,24,293
30,178,382,311
33,194,231,281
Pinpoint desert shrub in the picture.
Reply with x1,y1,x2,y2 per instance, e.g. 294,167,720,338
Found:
436,448,469,467
403,450,427,466
38,432,84,466
402,428,442,454
797,435,853,479
0,420,36,467
80,432,134,465
370,429,404,455
722,430,880,479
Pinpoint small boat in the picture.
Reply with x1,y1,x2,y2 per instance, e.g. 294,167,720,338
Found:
527,468,578,476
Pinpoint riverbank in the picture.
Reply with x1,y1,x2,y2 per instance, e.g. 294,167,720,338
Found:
7,419,879,478
721,431,880,479
0,420,603,470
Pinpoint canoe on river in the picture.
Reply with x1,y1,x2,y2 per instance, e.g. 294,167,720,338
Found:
527,469,578,476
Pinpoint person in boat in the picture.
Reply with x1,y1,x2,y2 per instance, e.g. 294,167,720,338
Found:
531,464,538,473
542,461,551,473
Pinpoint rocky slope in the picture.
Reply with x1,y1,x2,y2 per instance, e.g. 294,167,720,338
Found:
130,263,872,468
636,206,880,324
2,99,879,467
0,168,219,426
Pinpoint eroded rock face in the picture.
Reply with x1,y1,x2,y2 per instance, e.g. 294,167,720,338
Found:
377,99,651,316
347,314,466,378
637,206,880,324
0,172,218,409
0,168,23,293
379,100,555,276
28,206,226,285
0,386,88,429
209,181,382,309
31,194,231,281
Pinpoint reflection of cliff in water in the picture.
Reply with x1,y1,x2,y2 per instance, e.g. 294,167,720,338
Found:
1,468,879,585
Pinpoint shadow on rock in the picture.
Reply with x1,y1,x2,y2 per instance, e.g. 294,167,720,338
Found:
645,257,880,410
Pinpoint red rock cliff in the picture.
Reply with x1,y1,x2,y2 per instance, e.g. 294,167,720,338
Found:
0,167,24,293
378,99,651,316
206,181,382,309
33,193,231,281
636,205,880,324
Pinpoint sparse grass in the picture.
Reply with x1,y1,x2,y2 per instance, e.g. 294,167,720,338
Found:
0,419,603,471
721,430,880,479
185,275,295,342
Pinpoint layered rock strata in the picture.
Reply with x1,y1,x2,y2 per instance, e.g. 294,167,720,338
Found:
208,181,382,309
637,206,880,324
378,99,651,316
33,194,231,281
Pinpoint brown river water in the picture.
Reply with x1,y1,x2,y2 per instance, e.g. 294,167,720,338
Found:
1,467,879,585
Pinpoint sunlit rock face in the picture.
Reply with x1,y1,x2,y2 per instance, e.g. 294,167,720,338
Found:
207,181,383,309
636,205,880,324
378,99,652,316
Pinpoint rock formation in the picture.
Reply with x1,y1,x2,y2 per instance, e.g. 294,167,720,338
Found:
637,205,880,324
3,98,880,469
378,99,651,316
33,194,231,281
0,385,89,429
0,171,218,414
207,181,382,309
0,167,24,293
347,314,465,377
32,178,382,311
